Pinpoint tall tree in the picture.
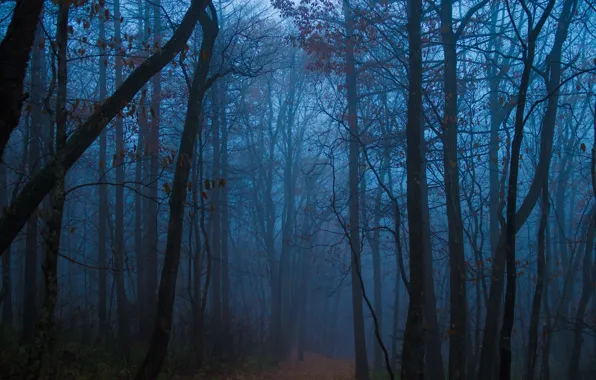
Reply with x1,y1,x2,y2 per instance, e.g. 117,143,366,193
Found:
343,0,369,377
498,1,555,377
113,0,131,358
400,0,426,378
97,0,108,342
20,23,44,346
438,1,488,378
144,0,162,336
24,2,69,377
133,5,218,379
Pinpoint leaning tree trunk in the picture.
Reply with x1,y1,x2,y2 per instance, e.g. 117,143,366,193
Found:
0,0,45,161
133,6,218,379
0,0,209,257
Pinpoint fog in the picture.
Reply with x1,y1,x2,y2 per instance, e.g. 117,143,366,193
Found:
0,0,595,379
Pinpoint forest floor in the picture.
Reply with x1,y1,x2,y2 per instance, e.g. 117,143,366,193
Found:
191,352,357,380
256,352,355,379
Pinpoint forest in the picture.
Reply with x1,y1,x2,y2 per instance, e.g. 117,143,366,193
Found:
0,0,595,379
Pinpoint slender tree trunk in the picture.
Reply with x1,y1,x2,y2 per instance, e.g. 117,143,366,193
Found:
567,100,596,380
23,3,68,377
220,82,230,345
210,84,222,357
145,0,161,338
20,23,44,346
97,3,108,343
342,1,369,378
525,183,549,380
391,200,403,371
113,0,131,359
478,3,557,377
133,7,217,379
367,153,387,371
401,0,425,377
0,163,12,326
440,1,467,377
421,120,445,380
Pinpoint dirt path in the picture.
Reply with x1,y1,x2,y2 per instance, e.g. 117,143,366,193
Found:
182,352,356,380
258,352,355,380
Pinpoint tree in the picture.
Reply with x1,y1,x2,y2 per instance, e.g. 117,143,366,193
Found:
400,0,426,378
133,4,218,379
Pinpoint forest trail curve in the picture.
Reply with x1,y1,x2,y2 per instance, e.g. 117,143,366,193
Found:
258,352,355,380
188,352,356,380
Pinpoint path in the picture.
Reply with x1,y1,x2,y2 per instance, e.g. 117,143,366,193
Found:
258,352,355,380
182,352,356,380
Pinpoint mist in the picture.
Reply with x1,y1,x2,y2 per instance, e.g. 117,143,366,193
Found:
0,0,595,379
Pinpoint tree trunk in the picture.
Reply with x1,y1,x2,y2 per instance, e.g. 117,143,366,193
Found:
440,1,468,377
97,1,108,342
20,23,44,346
525,183,549,380
133,7,217,379
478,2,558,377
112,0,131,359
391,201,403,371
23,3,68,377
145,0,162,339
220,83,230,343
366,152,387,372
401,0,425,377
567,100,596,380
0,0,45,161
210,84,222,357
420,119,445,380
0,163,12,326
342,1,369,378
